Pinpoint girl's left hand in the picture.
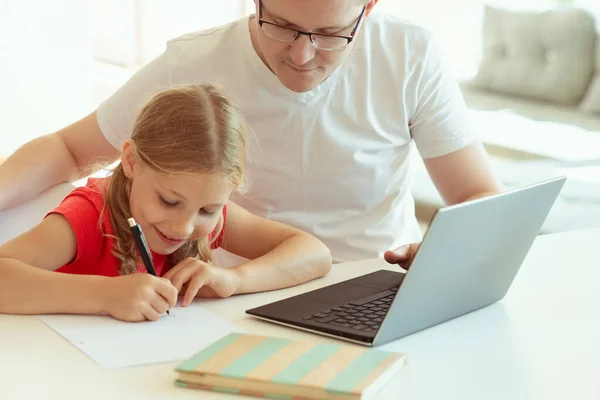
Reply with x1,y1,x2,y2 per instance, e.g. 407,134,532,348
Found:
162,258,241,306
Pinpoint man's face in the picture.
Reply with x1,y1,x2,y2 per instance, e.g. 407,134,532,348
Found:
253,0,367,93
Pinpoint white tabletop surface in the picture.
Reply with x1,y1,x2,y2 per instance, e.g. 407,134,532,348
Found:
1,228,599,400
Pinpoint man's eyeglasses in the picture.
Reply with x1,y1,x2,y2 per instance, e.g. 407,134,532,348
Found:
257,0,366,51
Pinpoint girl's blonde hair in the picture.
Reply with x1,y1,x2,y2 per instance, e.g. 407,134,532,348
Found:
103,84,247,275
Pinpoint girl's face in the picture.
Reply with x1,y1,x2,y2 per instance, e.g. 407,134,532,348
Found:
122,142,233,255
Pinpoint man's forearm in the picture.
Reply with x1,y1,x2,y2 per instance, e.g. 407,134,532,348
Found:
464,190,503,203
0,135,78,211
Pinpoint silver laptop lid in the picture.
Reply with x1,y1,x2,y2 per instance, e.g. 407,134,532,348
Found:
374,177,566,346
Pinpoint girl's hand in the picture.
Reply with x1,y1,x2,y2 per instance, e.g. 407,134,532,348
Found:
163,257,241,305
102,274,178,322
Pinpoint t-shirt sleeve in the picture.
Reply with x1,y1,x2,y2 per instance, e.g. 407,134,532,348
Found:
96,52,171,151
46,190,104,267
409,36,479,159
210,205,227,250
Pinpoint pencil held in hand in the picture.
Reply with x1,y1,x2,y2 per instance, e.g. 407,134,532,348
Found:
128,217,170,315
128,218,157,275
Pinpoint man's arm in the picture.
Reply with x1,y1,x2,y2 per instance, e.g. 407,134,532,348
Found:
0,111,119,211
384,141,502,267
423,141,503,204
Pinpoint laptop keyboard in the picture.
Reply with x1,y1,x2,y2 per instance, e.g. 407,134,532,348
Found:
302,286,399,333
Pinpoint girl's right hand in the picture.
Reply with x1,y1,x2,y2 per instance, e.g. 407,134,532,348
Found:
101,274,178,322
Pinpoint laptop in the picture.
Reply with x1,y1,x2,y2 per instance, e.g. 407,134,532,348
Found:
246,177,566,346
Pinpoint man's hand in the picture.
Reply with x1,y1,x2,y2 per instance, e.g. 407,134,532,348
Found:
383,242,421,270
162,258,241,306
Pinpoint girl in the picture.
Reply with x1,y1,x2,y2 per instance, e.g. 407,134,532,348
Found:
0,84,331,322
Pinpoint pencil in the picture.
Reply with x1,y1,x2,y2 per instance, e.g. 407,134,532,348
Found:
128,217,170,315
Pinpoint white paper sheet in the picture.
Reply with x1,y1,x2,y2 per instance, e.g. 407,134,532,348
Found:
38,304,238,369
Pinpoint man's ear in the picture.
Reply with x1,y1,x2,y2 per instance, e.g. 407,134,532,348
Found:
121,139,137,179
365,0,378,16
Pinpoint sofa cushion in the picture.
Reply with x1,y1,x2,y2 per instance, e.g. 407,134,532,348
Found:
473,6,596,105
580,38,600,114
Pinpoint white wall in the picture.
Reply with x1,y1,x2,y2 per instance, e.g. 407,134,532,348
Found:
90,0,249,69
0,0,95,156
373,0,485,79
0,0,249,157
138,0,248,65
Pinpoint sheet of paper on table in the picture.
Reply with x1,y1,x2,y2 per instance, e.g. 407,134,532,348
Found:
38,303,238,369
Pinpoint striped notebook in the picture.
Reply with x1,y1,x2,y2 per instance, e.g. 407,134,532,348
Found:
175,332,407,400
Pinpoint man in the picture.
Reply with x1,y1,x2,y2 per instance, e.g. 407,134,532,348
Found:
0,0,502,266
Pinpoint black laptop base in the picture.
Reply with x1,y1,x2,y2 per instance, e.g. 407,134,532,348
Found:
246,270,405,344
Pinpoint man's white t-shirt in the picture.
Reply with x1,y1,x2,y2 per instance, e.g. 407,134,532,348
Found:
97,14,478,263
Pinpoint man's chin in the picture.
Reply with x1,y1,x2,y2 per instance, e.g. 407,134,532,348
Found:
279,74,321,93
276,66,324,93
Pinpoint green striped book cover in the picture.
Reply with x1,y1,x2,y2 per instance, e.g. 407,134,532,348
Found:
175,332,407,400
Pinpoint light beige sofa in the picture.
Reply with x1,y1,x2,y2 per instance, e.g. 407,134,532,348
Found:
412,6,600,234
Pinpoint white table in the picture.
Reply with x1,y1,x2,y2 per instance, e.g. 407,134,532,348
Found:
1,228,599,400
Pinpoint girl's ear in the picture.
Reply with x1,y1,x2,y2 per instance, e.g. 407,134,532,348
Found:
121,139,137,179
